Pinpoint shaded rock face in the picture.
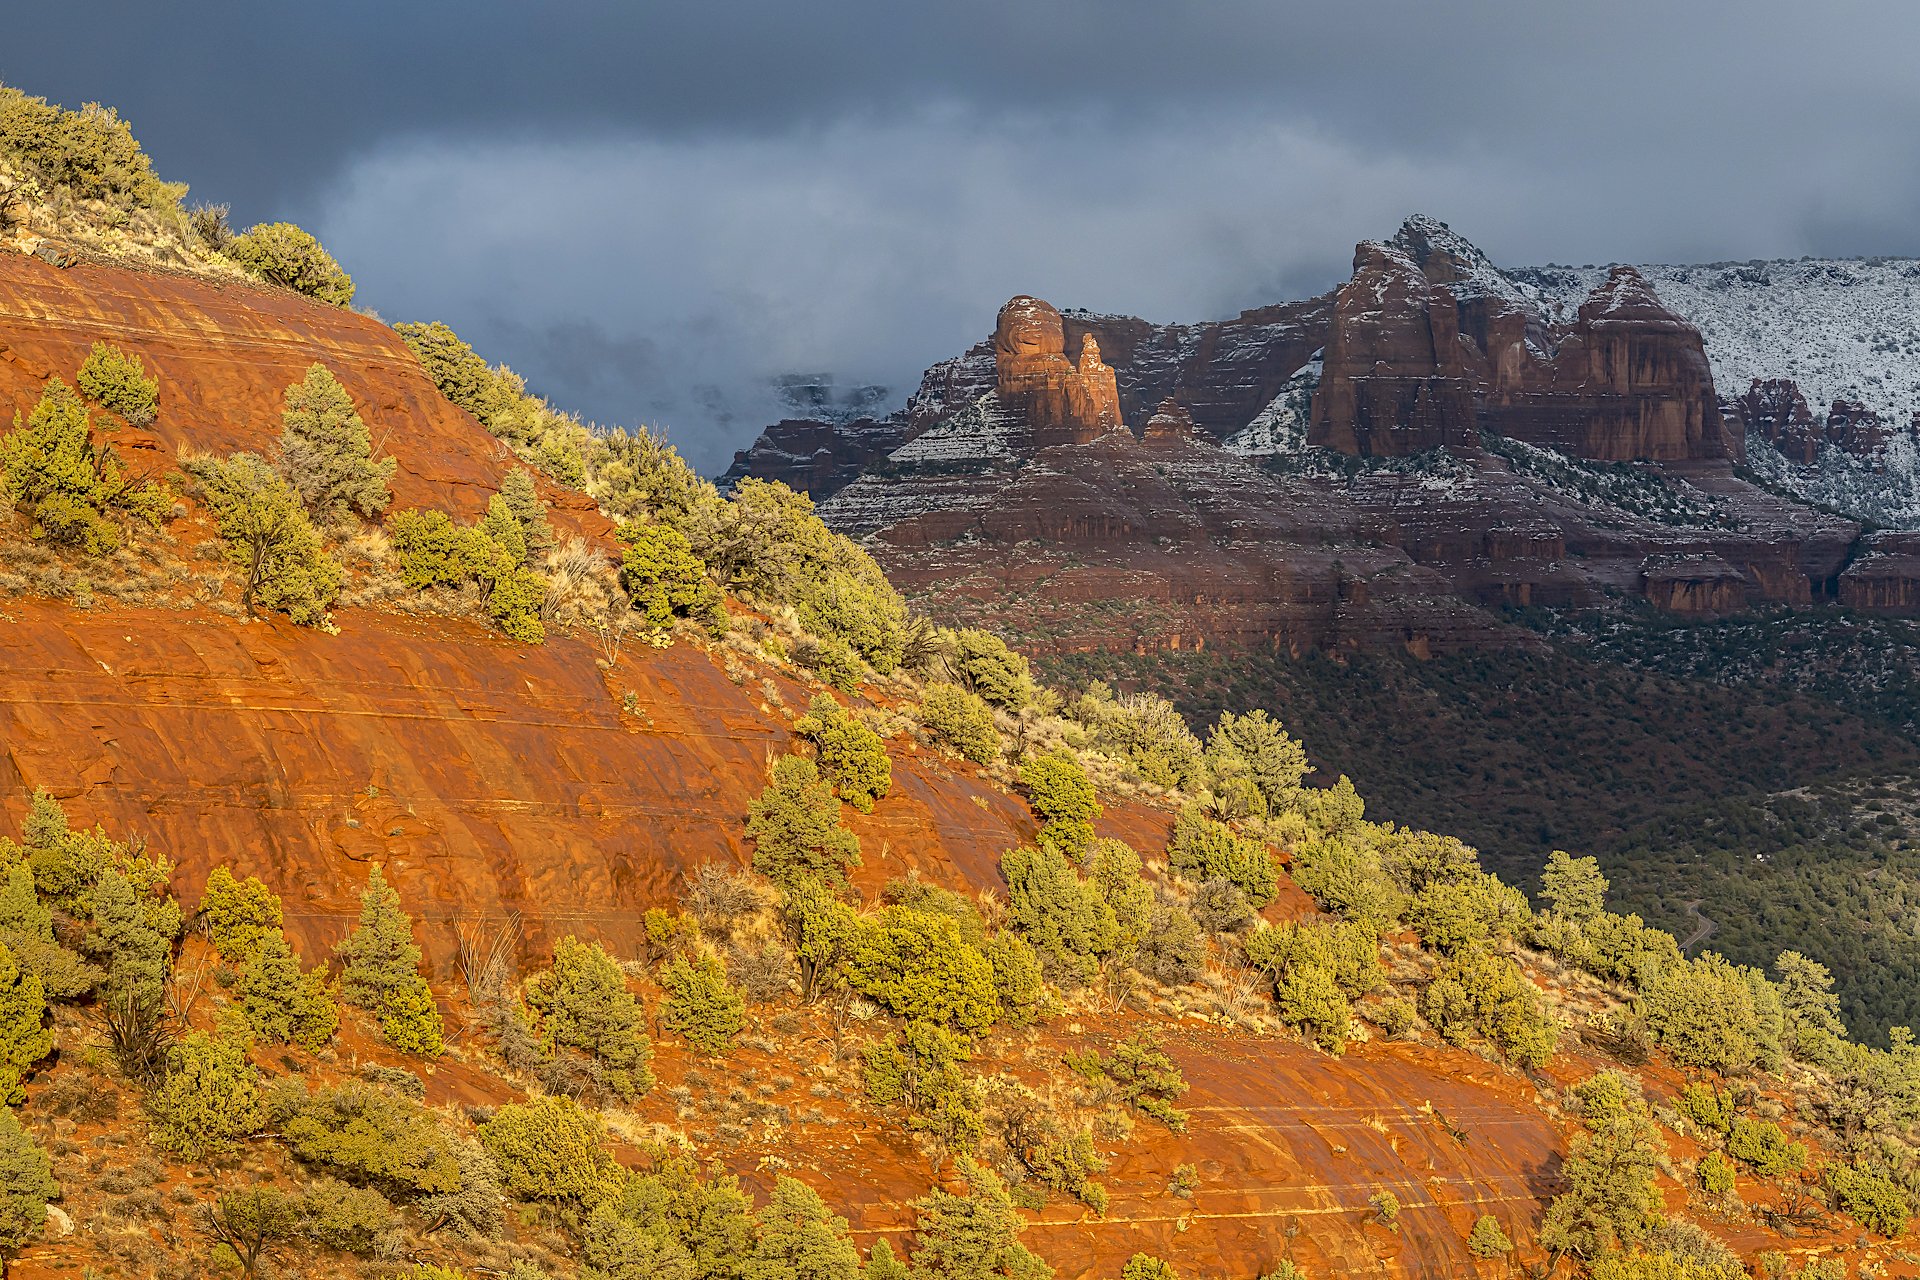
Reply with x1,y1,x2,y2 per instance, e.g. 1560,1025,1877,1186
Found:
993,295,1124,447
1309,240,1479,456
1311,224,1737,462
1841,532,1920,614
1641,554,1751,616
716,415,907,496
839,431,1511,656
1729,379,1915,467
1736,378,1822,463
1826,398,1894,456
1143,397,1195,441
1552,266,1736,461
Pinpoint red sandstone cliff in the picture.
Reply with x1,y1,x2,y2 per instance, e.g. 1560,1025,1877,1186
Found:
1310,221,1738,463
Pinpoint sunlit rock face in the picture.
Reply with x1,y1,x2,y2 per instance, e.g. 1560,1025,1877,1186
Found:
993,295,1124,448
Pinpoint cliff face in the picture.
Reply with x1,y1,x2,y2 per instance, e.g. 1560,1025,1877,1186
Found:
1841,532,1920,614
828,429,1508,656
721,295,1333,499
727,215,1903,653
1308,240,1479,457
1311,223,1737,463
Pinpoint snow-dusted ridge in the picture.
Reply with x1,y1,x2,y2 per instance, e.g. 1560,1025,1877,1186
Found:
1514,257,1920,437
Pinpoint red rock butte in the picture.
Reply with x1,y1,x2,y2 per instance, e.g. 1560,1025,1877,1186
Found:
994,295,1125,448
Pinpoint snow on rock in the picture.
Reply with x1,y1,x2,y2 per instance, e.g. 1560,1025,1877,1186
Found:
1225,353,1320,458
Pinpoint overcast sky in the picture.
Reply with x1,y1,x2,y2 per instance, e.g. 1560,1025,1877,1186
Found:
9,2,1920,473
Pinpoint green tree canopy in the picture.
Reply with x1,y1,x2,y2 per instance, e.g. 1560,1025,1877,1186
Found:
275,364,394,521
525,934,655,1098
1541,850,1608,923
226,221,356,306
849,906,999,1036
619,520,721,633
744,1175,863,1280
746,755,861,892
189,450,342,625
795,695,892,813
904,1157,1053,1280
1,376,166,553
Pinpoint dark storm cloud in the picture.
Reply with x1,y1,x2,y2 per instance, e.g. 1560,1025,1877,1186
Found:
7,2,1920,471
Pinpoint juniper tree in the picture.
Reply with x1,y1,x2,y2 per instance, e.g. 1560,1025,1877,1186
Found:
744,1176,863,1280
0,376,165,552
617,521,720,632
1017,749,1099,858
189,451,342,625
1540,850,1608,924
226,222,356,306
1000,842,1115,985
904,1158,1052,1280
1538,1100,1664,1262
199,1187,300,1279
198,867,283,966
236,930,338,1049
746,755,861,892
335,865,443,1055
863,1020,981,1154
0,861,97,1000
659,953,744,1057
75,341,158,425
1774,950,1846,1054
794,695,892,813
498,467,554,556
149,1027,264,1159
865,1239,908,1280
1467,1214,1512,1258
479,1095,621,1206
524,934,654,1098
0,1106,54,1270
916,683,1000,764
274,364,394,521
1639,952,1774,1078
1206,710,1310,811
85,865,178,1009
0,946,49,1105
1166,807,1277,909
936,628,1036,708
848,906,998,1036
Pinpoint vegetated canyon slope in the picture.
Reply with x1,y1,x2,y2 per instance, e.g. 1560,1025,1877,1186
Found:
727,215,1920,657
0,245,1657,1280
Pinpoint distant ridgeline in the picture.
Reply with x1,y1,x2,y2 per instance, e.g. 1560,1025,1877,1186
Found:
726,216,1920,660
